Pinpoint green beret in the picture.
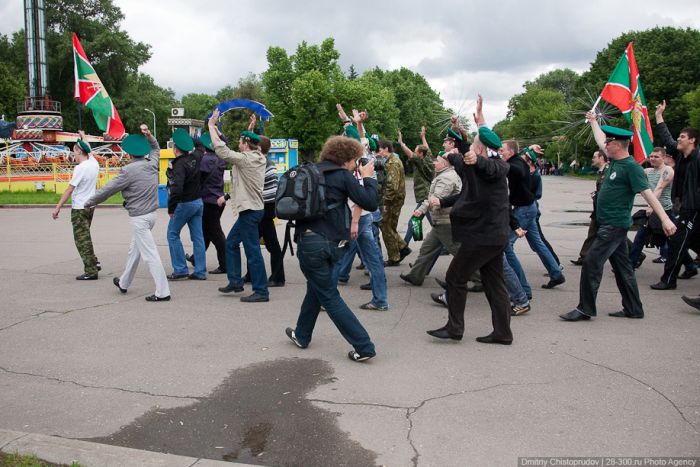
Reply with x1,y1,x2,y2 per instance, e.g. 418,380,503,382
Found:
343,124,361,141
445,127,463,142
172,128,194,152
200,132,213,151
76,139,91,155
367,136,378,152
601,125,633,140
240,130,261,144
437,150,446,157
121,134,151,157
478,126,502,150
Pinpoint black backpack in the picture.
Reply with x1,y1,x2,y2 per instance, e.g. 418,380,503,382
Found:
275,162,343,220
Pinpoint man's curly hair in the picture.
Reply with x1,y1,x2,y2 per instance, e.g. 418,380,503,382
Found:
320,136,364,164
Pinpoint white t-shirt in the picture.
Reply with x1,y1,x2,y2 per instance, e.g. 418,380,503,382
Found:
70,157,99,209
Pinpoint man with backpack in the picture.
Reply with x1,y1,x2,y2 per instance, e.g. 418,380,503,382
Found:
207,109,269,303
281,136,379,362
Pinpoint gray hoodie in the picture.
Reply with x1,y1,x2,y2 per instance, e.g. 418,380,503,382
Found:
85,135,161,216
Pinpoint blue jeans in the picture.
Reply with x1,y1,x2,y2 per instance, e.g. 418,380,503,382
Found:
503,254,528,307
294,233,375,354
167,199,206,277
226,209,268,297
336,215,388,307
506,202,564,297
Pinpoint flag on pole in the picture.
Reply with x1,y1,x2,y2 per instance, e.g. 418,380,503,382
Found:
599,42,653,163
72,32,125,139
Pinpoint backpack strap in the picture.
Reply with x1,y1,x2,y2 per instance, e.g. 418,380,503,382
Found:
281,220,295,257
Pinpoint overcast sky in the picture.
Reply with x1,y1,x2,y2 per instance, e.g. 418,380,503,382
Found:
2,0,700,124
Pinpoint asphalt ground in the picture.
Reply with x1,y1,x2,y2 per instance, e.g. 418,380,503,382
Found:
0,175,698,466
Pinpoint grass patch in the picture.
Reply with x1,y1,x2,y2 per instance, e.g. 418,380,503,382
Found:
0,451,81,467
0,191,123,205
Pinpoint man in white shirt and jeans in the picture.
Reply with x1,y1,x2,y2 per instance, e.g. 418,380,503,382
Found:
52,131,100,280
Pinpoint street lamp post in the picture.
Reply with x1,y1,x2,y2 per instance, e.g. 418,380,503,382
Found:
144,108,156,138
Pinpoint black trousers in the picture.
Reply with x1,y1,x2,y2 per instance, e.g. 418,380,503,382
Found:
246,202,285,283
203,202,226,270
661,210,699,285
445,242,512,339
578,224,643,317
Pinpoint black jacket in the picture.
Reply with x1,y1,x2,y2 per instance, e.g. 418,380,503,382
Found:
507,155,535,207
447,153,511,246
167,151,202,214
295,160,378,243
658,122,700,213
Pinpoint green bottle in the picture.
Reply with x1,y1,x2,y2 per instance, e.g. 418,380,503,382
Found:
411,215,423,241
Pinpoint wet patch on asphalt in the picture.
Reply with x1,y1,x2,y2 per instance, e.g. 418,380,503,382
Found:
87,358,377,466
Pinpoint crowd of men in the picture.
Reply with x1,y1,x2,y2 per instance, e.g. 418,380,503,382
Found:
52,96,700,361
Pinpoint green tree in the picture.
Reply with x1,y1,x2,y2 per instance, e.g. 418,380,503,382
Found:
347,64,358,80
338,73,400,142
0,34,26,119
118,73,176,146
180,93,218,121
262,38,346,159
365,67,449,152
525,68,579,104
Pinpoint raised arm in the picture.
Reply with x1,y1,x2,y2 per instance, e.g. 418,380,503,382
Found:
397,130,414,158
586,111,607,155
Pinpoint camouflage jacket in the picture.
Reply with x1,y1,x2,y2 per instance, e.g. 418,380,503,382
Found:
383,153,406,205
407,154,435,202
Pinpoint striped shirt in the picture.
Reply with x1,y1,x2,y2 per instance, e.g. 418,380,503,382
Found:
262,158,278,204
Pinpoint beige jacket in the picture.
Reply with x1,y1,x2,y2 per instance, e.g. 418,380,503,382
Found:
416,166,461,225
213,143,266,213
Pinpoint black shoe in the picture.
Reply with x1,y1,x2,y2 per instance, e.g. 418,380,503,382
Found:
338,278,348,285
209,267,226,274
468,284,484,293
542,276,565,289
355,264,366,270
435,278,447,289
76,273,98,280
348,350,376,362
188,274,206,280
476,334,513,345
426,327,462,341
399,247,412,261
431,292,448,307
218,284,244,293
243,274,251,283
240,292,269,303
145,294,170,302
570,258,584,266
652,257,667,264
608,310,643,319
167,273,189,281
384,259,401,267
681,295,700,311
185,254,195,266
679,269,698,280
559,309,591,321
113,277,127,294
96,261,102,271
399,273,421,286
360,282,372,290
285,327,307,348
650,281,676,290
268,280,285,287
635,252,647,269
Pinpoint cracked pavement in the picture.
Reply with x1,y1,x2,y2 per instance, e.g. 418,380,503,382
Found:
1,177,699,466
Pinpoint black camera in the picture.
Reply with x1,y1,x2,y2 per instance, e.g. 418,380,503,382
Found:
359,157,385,171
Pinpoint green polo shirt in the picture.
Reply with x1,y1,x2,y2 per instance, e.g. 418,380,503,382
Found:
595,156,650,228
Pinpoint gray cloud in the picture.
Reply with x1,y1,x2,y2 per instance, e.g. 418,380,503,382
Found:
2,0,700,123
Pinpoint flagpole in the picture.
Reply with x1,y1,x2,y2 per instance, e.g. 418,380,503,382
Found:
75,99,82,131
584,95,603,123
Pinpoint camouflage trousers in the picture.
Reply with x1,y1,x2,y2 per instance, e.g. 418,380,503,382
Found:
380,202,407,262
71,208,98,275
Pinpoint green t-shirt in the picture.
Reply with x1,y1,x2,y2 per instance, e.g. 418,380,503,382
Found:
596,156,650,228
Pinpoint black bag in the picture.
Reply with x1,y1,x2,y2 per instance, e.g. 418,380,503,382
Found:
275,162,343,221
645,212,667,248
